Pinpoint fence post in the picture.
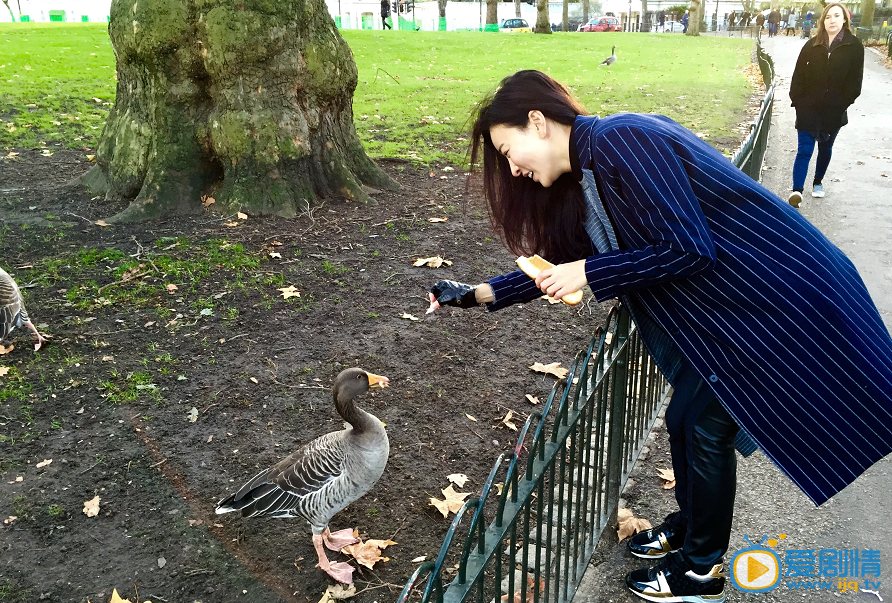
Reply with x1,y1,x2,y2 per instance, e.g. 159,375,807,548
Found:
604,309,631,523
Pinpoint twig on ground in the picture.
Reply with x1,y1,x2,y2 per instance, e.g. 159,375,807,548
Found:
372,67,401,85
150,458,167,469
65,212,94,223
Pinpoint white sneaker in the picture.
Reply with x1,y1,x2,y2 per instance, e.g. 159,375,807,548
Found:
812,184,825,198
788,191,802,208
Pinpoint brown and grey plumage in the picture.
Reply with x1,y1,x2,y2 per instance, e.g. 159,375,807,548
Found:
599,45,617,67
216,367,390,584
0,266,48,351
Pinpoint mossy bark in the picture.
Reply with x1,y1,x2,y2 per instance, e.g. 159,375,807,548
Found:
535,0,551,33
82,0,397,222
685,0,702,35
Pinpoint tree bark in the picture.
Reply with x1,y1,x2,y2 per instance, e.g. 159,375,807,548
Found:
515,0,521,18
641,0,649,31
486,0,499,30
438,0,448,29
535,0,551,32
80,0,397,223
686,0,702,35
562,0,568,31
859,0,874,29
582,0,590,23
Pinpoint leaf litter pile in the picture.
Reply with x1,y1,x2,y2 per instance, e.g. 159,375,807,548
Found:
0,152,613,603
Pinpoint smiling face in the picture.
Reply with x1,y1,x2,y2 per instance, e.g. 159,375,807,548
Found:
823,5,845,38
488,111,570,188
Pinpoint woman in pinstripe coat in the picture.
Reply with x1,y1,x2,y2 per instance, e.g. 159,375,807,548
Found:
428,70,892,603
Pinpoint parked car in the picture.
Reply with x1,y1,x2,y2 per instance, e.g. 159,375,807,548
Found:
657,19,686,32
500,18,532,32
581,16,623,32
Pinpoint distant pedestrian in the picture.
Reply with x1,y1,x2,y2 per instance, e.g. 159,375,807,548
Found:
801,16,812,37
682,10,689,32
659,10,666,31
785,9,797,35
729,11,736,28
768,8,781,36
787,2,864,207
381,0,392,29
756,10,765,32
743,11,751,26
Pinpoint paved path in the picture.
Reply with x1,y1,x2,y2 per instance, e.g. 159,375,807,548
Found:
575,36,892,603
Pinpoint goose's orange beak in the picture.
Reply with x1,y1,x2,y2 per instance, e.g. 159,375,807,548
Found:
366,372,389,389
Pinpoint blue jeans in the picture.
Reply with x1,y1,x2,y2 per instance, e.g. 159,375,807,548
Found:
792,129,839,191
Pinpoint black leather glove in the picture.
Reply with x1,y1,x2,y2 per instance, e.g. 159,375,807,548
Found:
429,280,479,308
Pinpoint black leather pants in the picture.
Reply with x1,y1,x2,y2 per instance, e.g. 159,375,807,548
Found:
663,358,740,574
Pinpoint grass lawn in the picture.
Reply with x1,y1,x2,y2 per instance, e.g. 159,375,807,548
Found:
0,24,753,164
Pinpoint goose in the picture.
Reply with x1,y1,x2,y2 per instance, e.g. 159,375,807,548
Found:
216,367,390,584
1,266,48,351
599,45,617,67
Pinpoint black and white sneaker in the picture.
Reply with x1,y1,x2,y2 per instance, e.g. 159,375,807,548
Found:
629,522,685,559
626,552,726,603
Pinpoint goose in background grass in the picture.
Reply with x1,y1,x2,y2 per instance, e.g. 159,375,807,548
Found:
1,266,48,351
599,45,617,67
216,367,390,584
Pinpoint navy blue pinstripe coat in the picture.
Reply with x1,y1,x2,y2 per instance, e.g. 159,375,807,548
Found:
486,113,892,506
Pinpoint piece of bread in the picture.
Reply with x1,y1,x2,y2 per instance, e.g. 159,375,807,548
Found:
515,255,584,306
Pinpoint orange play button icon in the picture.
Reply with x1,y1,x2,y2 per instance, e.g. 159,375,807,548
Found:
748,556,769,582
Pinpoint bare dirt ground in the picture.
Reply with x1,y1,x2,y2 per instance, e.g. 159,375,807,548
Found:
0,151,612,603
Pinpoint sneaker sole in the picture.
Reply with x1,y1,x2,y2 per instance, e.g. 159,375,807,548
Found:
630,548,674,559
788,193,802,208
627,589,726,603
811,192,825,198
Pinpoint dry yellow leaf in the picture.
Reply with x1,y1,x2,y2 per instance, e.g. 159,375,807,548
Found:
201,195,215,207
447,473,469,488
94,219,109,227
35,459,52,468
317,583,357,603
529,362,570,380
413,256,453,268
400,313,420,321
83,495,101,517
223,221,239,227
0,344,14,355
166,284,178,293
278,285,301,299
465,413,477,422
501,575,545,603
428,217,448,223
341,536,395,570
237,211,248,220
86,154,96,162
500,410,518,431
525,394,540,405
617,508,652,542
657,467,676,490
429,485,471,518
0,366,9,377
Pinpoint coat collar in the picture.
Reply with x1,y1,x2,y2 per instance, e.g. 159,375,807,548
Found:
571,115,600,180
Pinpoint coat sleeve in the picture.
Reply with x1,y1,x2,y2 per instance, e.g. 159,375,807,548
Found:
789,41,811,106
582,124,717,302
485,269,546,311
843,39,864,106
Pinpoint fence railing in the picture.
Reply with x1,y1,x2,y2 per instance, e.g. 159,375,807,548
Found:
731,41,775,182
396,43,777,603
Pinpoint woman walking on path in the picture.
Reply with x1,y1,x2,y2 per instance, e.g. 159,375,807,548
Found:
428,70,892,603
380,0,392,29
788,2,863,208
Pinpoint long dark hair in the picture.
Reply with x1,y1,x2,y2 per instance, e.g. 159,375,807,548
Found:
470,70,593,264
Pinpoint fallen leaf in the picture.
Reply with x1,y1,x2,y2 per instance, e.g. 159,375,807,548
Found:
101,355,114,362
411,555,428,563
86,154,96,162
188,519,204,526
317,583,357,603
428,217,448,223
94,219,109,227
529,362,569,380
41,149,54,157
429,484,471,518
201,195,216,207
657,467,676,489
413,256,453,268
237,211,248,220
278,285,301,299
341,536,395,570
465,413,477,422
3,516,17,525
188,407,198,423
499,410,518,431
144,321,155,328
269,251,282,259
249,377,258,383
0,366,9,376
525,394,539,405
83,495,101,517
617,508,652,542
400,313,420,321
501,575,546,603
0,344,13,355
35,459,52,468
224,221,239,227
446,473,469,488
166,283,178,293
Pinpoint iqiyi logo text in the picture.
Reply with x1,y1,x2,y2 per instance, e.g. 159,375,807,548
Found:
730,534,883,595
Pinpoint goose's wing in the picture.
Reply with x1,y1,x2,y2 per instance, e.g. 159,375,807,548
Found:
0,270,27,340
216,430,348,519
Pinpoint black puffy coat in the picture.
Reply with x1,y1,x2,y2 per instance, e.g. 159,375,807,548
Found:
789,29,864,132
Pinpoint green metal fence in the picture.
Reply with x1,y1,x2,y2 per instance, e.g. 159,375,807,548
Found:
397,306,670,603
396,43,777,603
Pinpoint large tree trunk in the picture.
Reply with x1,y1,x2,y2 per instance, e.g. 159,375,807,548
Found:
80,0,397,223
686,0,702,35
641,0,649,31
515,0,521,18
859,0,874,29
485,0,498,30
438,0,448,29
582,0,590,23
562,0,568,31
535,0,551,32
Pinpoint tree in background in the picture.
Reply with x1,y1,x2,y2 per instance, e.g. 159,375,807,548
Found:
686,0,702,34
1,0,15,21
486,0,498,30
515,0,522,19
583,0,590,24
535,0,552,32
81,0,397,222
859,0,875,28
563,0,569,31
438,0,448,30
